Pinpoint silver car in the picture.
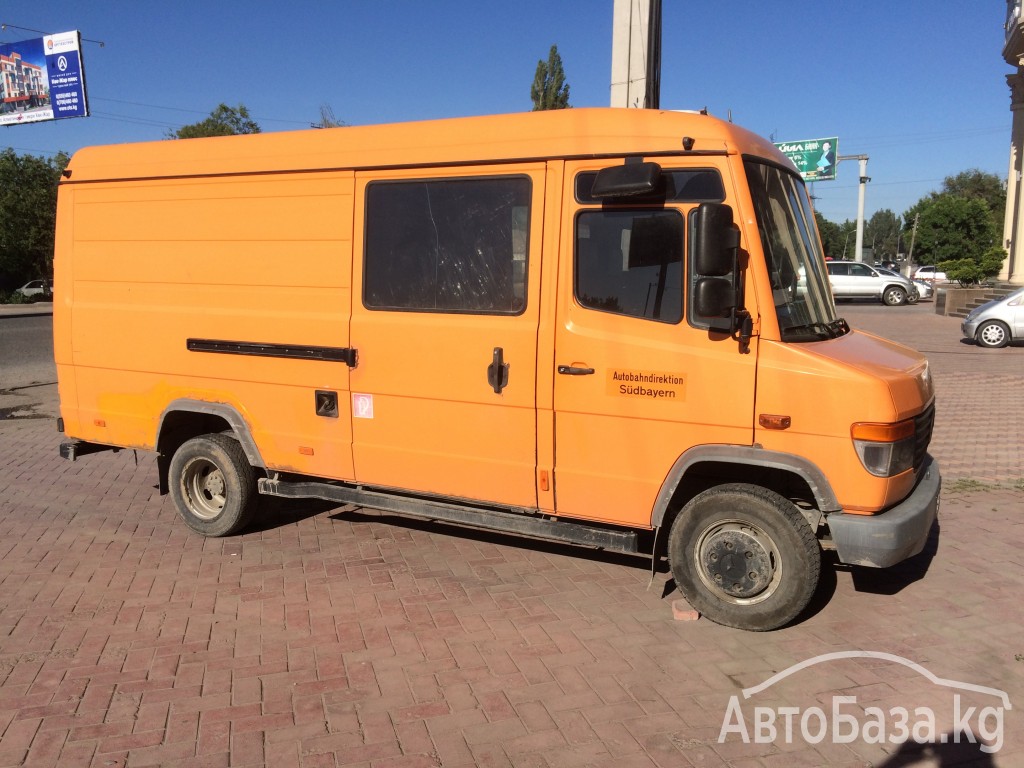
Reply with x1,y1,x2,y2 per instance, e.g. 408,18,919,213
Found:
875,266,933,302
826,261,918,306
961,286,1024,348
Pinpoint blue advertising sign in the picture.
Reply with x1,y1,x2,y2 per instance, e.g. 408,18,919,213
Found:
0,30,88,126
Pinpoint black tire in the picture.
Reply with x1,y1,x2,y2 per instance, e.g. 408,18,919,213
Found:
975,320,1010,349
668,484,821,631
882,286,906,306
168,433,257,536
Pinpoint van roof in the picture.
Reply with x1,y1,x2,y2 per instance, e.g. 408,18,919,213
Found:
62,108,793,184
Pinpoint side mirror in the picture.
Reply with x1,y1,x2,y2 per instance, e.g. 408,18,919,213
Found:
591,161,662,199
694,203,739,276
694,277,735,318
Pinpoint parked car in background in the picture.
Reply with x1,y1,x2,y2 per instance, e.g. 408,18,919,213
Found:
914,266,947,282
911,279,935,301
826,260,918,306
16,280,48,297
961,286,1024,348
875,267,933,302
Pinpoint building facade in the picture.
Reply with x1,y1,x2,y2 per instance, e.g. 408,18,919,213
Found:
0,50,48,115
1002,0,1024,282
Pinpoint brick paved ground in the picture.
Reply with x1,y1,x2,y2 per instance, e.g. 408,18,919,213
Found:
1,302,1022,767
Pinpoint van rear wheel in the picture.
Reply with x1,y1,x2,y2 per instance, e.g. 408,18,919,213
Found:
169,433,257,537
668,484,820,631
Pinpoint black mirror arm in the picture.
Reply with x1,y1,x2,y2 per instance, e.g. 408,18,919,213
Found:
732,308,753,354
730,251,752,354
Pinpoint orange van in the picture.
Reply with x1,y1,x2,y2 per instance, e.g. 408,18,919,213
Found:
54,108,940,631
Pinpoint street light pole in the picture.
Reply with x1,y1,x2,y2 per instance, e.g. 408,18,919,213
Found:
838,154,870,262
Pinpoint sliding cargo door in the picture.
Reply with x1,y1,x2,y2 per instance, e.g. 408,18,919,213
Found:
350,166,545,508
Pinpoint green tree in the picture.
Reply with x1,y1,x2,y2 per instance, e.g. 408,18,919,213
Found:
169,103,261,139
940,169,1005,221
902,167,1008,284
814,212,855,260
908,194,998,270
0,149,69,290
865,209,901,260
530,45,571,111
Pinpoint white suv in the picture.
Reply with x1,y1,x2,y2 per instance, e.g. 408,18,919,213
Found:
826,261,918,306
914,265,947,282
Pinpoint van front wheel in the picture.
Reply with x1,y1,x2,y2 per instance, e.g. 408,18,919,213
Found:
668,484,820,631
169,433,257,537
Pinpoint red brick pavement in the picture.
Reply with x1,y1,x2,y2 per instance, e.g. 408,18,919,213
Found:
1,301,1022,767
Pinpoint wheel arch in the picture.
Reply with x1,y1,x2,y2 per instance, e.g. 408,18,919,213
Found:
649,445,841,530
155,399,264,494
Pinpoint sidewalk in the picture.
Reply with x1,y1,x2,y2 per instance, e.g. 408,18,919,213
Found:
0,301,1022,767
0,302,53,319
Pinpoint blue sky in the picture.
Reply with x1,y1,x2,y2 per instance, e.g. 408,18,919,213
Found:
0,1,1011,225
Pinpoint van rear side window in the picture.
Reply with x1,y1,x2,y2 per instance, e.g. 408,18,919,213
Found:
364,176,530,314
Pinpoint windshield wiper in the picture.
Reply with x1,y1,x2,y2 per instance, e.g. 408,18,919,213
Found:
784,322,833,340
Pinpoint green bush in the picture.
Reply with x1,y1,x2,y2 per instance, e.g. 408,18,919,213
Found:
938,247,1005,287
0,290,34,305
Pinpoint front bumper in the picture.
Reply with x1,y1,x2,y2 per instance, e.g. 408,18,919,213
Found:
826,455,940,567
961,318,979,339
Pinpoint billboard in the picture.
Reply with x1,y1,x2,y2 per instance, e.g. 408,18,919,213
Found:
0,31,88,126
773,137,838,182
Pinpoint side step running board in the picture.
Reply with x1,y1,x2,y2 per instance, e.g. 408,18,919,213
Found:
258,477,639,554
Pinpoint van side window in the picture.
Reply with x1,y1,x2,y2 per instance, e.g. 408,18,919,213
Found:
575,210,683,323
364,176,530,314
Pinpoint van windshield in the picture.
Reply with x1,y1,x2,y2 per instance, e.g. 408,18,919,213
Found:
744,160,844,342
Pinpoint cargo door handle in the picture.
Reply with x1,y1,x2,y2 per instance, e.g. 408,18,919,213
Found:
557,365,595,375
487,347,509,394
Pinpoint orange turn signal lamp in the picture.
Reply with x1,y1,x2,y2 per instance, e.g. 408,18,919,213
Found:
851,420,914,442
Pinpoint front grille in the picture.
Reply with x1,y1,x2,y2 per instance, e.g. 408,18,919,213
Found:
913,403,935,472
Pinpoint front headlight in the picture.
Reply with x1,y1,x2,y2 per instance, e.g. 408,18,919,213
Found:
852,420,916,477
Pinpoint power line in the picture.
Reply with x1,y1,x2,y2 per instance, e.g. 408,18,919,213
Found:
89,111,184,129
91,97,310,127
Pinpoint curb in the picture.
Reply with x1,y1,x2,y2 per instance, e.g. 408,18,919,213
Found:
0,305,53,319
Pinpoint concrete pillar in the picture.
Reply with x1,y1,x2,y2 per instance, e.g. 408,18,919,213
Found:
610,0,649,108
1005,71,1024,283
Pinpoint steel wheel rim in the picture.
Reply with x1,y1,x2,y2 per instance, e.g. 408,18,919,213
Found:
885,288,903,305
181,457,227,520
694,518,782,605
980,324,1005,346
